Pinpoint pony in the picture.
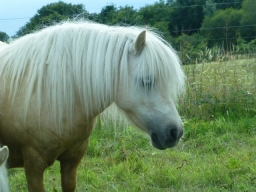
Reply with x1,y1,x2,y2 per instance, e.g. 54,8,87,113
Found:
0,21,185,191
0,146,9,192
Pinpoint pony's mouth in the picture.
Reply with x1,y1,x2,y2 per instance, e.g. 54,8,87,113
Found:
150,133,165,150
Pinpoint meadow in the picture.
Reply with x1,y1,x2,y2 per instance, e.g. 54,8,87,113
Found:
8,56,256,191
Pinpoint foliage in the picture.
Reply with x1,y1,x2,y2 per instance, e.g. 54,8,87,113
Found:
239,0,256,42
236,36,256,54
203,0,217,17
97,5,143,26
213,0,243,10
179,58,256,120
139,0,171,26
12,0,256,58
201,8,243,49
169,33,207,64
0,31,9,42
111,6,143,25
97,4,117,24
14,1,86,38
168,0,206,36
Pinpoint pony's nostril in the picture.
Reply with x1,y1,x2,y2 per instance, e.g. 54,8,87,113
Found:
170,128,178,139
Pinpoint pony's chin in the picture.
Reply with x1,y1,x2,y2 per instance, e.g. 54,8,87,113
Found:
150,133,166,150
150,133,179,150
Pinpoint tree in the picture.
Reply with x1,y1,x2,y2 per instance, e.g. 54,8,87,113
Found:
139,0,171,26
201,8,243,50
239,0,256,42
169,33,207,64
112,6,143,25
98,4,117,24
0,32,9,42
138,0,172,39
168,0,206,36
213,0,243,10
167,0,175,5
85,5,142,26
15,1,86,38
204,0,217,17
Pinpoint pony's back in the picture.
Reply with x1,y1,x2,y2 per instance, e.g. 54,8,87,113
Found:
0,146,9,192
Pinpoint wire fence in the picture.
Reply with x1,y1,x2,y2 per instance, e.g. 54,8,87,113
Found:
178,56,256,120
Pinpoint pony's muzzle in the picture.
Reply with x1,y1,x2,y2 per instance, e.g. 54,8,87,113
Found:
150,124,183,150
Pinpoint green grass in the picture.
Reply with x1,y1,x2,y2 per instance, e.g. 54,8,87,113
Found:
8,118,256,192
179,58,256,120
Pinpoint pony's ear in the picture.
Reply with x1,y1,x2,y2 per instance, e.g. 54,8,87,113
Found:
130,30,146,54
0,146,9,165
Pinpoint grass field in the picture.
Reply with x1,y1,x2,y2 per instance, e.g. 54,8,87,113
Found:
180,58,256,120
8,119,256,191
7,57,256,191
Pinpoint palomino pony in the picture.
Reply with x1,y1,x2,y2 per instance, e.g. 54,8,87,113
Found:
0,21,185,191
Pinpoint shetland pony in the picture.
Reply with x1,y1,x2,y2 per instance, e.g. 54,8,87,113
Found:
0,21,185,191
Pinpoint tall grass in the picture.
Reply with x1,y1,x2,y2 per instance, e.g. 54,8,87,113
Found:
179,55,256,121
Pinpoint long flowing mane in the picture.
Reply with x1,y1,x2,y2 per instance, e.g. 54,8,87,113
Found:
0,21,185,127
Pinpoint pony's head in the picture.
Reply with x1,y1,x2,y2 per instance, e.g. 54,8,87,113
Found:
115,30,185,150
0,22,184,150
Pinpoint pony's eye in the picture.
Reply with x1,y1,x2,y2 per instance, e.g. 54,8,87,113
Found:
141,78,154,90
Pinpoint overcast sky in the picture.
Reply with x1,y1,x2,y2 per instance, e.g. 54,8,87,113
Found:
0,0,158,37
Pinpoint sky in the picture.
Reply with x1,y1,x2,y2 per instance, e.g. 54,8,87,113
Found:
0,0,158,37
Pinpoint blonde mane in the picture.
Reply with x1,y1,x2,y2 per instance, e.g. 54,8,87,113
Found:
0,21,185,127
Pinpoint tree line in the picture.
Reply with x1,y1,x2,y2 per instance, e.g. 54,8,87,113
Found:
0,0,255,63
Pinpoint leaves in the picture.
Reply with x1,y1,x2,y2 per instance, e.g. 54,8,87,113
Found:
11,0,256,64
0,31,9,42
14,1,86,38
